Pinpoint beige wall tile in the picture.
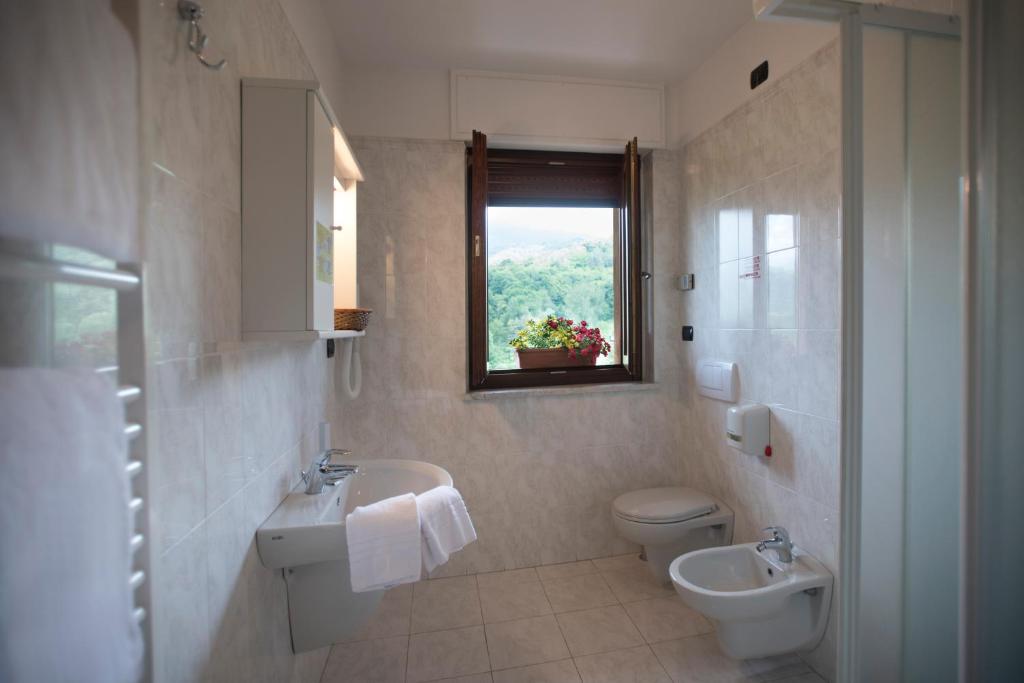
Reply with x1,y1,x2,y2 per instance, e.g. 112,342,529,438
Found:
347,136,688,572
142,2,335,680
676,39,841,679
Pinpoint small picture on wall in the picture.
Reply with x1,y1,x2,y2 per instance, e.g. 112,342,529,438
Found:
315,221,333,284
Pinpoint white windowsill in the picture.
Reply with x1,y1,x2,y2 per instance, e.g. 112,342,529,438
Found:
465,381,660,400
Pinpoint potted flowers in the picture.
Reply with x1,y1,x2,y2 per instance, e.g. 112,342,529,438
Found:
509,315,612,369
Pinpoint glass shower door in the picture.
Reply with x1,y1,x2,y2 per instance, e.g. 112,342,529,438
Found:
857,20,962,683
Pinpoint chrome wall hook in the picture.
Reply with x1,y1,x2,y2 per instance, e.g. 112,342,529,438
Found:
177,0,226,70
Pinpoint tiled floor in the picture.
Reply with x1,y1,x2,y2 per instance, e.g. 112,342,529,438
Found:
320,554,826,683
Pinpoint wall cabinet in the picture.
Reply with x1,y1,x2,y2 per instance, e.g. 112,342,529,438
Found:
241,78,363,341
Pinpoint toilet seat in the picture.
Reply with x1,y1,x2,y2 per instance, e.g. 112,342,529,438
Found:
612,487,719,524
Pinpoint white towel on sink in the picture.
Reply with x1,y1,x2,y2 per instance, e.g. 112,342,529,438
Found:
345,493,422,593
417,486,477,575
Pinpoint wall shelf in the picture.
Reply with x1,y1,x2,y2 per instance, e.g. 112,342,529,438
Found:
242,329,366,343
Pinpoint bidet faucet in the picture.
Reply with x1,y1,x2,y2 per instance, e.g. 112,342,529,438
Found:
756,526,793,563
302,449,358,494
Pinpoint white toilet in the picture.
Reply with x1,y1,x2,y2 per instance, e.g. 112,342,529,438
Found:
611,487,734,582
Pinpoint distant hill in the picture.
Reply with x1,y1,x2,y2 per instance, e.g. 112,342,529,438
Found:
489,237,613,266
487,239,615,370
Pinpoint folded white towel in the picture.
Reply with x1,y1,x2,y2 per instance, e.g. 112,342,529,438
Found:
345,493,422,593
0,368,143,683
417,486,477,575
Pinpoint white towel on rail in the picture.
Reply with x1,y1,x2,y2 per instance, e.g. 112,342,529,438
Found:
345,493,422,593
417,486,476,575
0,368,143,683
0,0,139,261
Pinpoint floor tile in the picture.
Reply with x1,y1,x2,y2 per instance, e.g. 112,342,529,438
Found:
411,576,482,634
492,658,581,683
481,576,553,623
555,605,644,657
424,674,494,683
542,573,618,614
600,566,676,604
592,554,643,573
320,635,407,683
574,645,672,683
485,614,571,670
536,560,599,583
477,568,540,591
407,626,491,683
650,634,810,682
623,597,713,643
338,584,413,642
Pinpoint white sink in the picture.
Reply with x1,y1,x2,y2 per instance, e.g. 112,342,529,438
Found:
255,458,453,653
669,542,833,659
256,458,452,570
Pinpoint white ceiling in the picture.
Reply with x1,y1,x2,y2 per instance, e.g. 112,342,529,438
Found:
321,0,754,84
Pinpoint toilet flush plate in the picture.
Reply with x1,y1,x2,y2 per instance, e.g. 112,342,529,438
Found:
696,360,737,402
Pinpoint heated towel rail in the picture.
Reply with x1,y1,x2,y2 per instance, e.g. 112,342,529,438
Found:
0,239,152,681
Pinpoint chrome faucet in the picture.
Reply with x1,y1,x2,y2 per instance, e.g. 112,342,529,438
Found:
302,449,358,494
756,526,793,563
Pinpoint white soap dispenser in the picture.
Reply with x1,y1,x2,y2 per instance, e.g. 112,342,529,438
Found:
726,404,771,457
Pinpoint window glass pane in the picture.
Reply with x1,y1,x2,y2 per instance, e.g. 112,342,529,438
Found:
51,245,118,368
487,206,618,370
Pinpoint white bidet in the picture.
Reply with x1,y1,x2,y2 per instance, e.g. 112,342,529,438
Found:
669,541,833,659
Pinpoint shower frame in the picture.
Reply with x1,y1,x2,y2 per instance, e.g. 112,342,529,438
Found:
756,1,961,681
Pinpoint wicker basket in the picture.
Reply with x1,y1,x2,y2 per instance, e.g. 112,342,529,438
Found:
334,307,373,331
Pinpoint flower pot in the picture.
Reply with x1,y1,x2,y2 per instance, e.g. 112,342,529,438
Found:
515,347,598,369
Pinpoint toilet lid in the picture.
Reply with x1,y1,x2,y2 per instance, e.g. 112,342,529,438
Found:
612,487,719,524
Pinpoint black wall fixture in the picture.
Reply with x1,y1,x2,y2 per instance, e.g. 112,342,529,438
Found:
751,60,769,90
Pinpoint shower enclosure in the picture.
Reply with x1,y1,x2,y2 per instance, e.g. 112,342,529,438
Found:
758,1,963,680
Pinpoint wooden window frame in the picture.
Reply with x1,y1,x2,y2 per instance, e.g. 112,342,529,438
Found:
467,131,644,391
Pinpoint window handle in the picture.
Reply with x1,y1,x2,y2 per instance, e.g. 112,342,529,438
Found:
474,235,482,258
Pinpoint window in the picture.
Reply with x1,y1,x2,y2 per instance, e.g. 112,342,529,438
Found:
51,245,118,368
467,131,644,390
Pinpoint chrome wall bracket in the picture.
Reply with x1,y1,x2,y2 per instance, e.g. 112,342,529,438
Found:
177,0,226,70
